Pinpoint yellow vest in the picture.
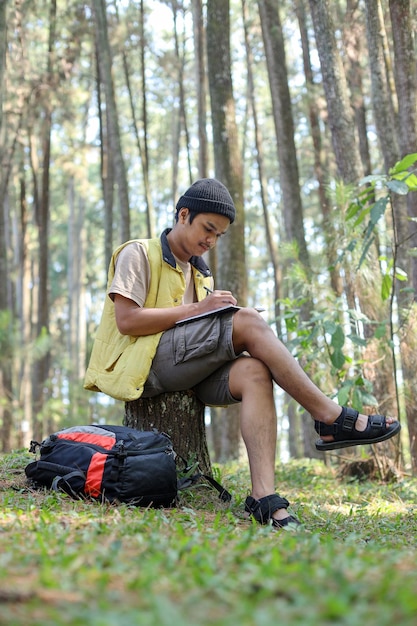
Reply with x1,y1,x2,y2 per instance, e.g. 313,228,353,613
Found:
84,233,213,401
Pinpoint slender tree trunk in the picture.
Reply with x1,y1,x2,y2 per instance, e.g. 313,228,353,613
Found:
113,0,155,239
364,0,410,309
389,0,417,289
308,0,363,184
258,0,318,458
207,0,246,461
174,3,192,184
139,0,154,237
242,0,282,331
17,170,32,448
67,178,87,422
171,2,193,200
364,0,399,166
7,6,32,449
192,0,208,178
258,0,310,272
389,0,417,472
93,0,130,243
96,49,114,272
0,0,6,131
0,0,13,450
30,0,56,442
343,0,373,178
171,4,182,202
295,0,342,297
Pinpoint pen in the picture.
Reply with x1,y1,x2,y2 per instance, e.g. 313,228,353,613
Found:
204,285,264,312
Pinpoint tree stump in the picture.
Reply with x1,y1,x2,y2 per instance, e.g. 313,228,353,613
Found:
124,390,212,475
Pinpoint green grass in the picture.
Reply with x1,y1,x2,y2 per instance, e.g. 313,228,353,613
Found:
1,451,417,625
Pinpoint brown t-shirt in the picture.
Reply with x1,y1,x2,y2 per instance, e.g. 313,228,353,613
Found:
109,241,196,306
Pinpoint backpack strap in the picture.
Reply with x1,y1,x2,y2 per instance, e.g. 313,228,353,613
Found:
178,472,232,503
176,456,232,503
51,470,87,499
200,473,232,503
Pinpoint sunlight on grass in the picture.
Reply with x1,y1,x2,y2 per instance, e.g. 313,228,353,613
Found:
1,452,417,625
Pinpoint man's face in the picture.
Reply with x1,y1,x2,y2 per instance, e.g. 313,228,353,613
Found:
178,210,231,257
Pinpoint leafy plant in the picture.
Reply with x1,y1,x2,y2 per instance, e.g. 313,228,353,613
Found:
281,154,417,417
281,296,378,411
347,152,417,299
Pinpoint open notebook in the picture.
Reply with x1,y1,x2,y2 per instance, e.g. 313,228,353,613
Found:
175,305,265,325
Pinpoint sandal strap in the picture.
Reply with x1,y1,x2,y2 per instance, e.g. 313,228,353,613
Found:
272,515,301,529
315,406,359,436
368,414,385,430
245,493,289,525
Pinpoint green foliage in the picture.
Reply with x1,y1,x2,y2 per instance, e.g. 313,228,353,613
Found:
390,153,417,190
279,154,417,415
281,296,378,411
1,453,417,625
346,153,417,300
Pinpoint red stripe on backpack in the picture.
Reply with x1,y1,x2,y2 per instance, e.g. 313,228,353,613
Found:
85,452,107,497
57,432,115,450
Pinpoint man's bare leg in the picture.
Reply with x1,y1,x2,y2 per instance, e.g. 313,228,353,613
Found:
228,357,290,522
228,309,397,524
231,308,395,437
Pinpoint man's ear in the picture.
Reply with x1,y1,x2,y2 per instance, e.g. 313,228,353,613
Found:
179,208,189,223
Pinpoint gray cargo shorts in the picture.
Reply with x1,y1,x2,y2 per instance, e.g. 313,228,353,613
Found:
142,311,242,406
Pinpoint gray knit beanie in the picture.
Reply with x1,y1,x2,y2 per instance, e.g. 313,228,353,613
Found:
175,178,236,223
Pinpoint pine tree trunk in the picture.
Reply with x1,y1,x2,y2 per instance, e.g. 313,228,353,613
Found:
309,0,363,184
124,391,212,475
92,0,130,242
206,0,247,461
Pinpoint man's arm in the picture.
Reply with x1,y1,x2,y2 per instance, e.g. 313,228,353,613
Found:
114,292,237,336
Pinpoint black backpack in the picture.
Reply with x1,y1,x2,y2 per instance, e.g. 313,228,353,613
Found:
25,424,230,507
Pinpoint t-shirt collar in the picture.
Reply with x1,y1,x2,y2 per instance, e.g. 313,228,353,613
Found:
160,228,212,277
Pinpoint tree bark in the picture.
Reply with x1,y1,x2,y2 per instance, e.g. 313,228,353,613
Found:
343,0,373,178
308,0,363,184
171,1,193,199
93,0,130,243
258,0,310,271
242,0,282,332
30,0,56,442
295,0,342,297
389,0,417,472
0,0,13,451
0,0,6,131
139,0,155,237
67,177,87,422
206,0,246,461
96,47,114,273
114,0,155,239
124,391,212,475
17,172,32,448
389,0,417,290
192,0,208,178
258,0,318,458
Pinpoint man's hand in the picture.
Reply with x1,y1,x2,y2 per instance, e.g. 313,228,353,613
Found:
200,289,237,310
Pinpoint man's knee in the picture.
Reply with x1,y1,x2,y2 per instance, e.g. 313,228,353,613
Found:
231,356,273,392
232,307,269,351
234,307,266,327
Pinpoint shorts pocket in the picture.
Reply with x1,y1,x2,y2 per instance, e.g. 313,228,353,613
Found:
173,317,221,365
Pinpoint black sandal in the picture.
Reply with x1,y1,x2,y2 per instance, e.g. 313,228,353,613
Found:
245,494,301,529
315,406,401,451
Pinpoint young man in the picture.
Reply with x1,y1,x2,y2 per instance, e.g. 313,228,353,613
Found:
85,178,400,529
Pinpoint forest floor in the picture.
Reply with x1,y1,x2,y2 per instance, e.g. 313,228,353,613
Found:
1,449,416,625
